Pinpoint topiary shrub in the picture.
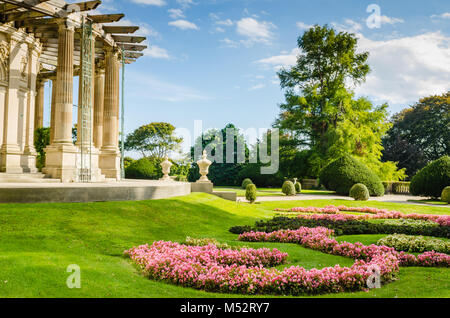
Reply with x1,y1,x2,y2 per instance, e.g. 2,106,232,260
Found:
294,182,301,193
282,181,296,196
319,155,385,196
241,178,254,189
245,184,257,203
410,156,450,198
349,183,370,201
125,157,162,179
441,186,450,204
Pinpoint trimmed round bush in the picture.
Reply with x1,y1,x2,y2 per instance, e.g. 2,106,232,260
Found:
319,155,385,196
441,186,450,204
241,178,254,189
410,156,450,198
282,181,296,196
245,184,257,203
125,157,161,179
294,181,301,193
349,183,370,201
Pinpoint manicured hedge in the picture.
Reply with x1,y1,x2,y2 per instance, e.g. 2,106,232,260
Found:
281,181,296,196
241,178,253,189
245,184,257,203
229,217,450,238
125,157,162,179
377,234,449,254
442,186,450,204
410,156,450,198
319,155,385,196
349,183,369,201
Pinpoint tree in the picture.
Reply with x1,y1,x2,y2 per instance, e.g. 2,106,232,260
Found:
34,127,50,170
383,92,450,178
124,122,183,159
274,25,404,180
188,123,249,186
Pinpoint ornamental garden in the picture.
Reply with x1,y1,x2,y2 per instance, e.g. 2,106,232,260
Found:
0,15,449,298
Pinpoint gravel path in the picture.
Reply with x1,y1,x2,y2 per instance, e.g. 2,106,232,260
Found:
238,193,449,207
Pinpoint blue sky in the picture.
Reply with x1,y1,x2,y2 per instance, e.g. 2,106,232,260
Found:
56,0,450,154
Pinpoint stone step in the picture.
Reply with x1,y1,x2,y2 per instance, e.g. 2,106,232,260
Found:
0,173,61,183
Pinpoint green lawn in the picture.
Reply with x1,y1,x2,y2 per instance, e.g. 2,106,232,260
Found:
0,193,448,298
214,186,335,197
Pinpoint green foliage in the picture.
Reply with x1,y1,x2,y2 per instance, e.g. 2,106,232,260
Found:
294,181,301,193
349,183,369,201
319,155,385,196
183,237,233,249
241,178,253,189
34,127,50,171
442,186,450,204
236,163,285,188
123,157,135,170
377,234,449,254
230,217,449,238
281,180,296,196
383,92,450,177
124,157,162,180
188,124,249,186
274,25,403,180
410,156,450,198
245,184,257,203
124,122,182,159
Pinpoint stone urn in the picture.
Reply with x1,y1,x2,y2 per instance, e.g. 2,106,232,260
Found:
159,155,173,181
196,150,212,183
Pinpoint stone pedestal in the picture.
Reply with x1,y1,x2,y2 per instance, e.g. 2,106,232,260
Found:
43,143,77,182
190,182,213,193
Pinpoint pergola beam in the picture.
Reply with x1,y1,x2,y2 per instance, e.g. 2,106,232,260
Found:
64,0,101,12
0,0,61,18
112,35,145,43
88,13,124,23
102,25,139,34
117,42,147,51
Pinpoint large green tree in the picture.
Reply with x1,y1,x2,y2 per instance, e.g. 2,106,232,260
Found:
275,25,404,180
382,92,450,178
124,122,183,159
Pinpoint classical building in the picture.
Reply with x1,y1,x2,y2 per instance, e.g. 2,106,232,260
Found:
0,0,146,182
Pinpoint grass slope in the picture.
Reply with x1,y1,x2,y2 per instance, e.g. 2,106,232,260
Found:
0,193,448,298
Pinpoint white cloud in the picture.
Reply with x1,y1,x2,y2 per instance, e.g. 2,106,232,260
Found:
431,12,450,19
216,19,234,27
168,8,184,19
130,0,166,6
169,19,199,30
236,17,276,45
249,84,265,91
176,0,196,9
296,22,314,30
256,31,450,105
355,31,450,105
379,15,404,25
143,45,170,59
256,48,301,70
220,38,239,48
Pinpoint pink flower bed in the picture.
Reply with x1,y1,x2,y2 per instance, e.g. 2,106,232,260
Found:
275,205,450,226
125,239,398,295
239,228,450,268
124,228,449,295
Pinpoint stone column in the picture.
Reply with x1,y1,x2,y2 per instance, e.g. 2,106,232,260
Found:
99,46,120,179
34,79,45,129
0,34,23,173
93,64,105,149
43,19,78,182
22,44,39,173
75,30,104,182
